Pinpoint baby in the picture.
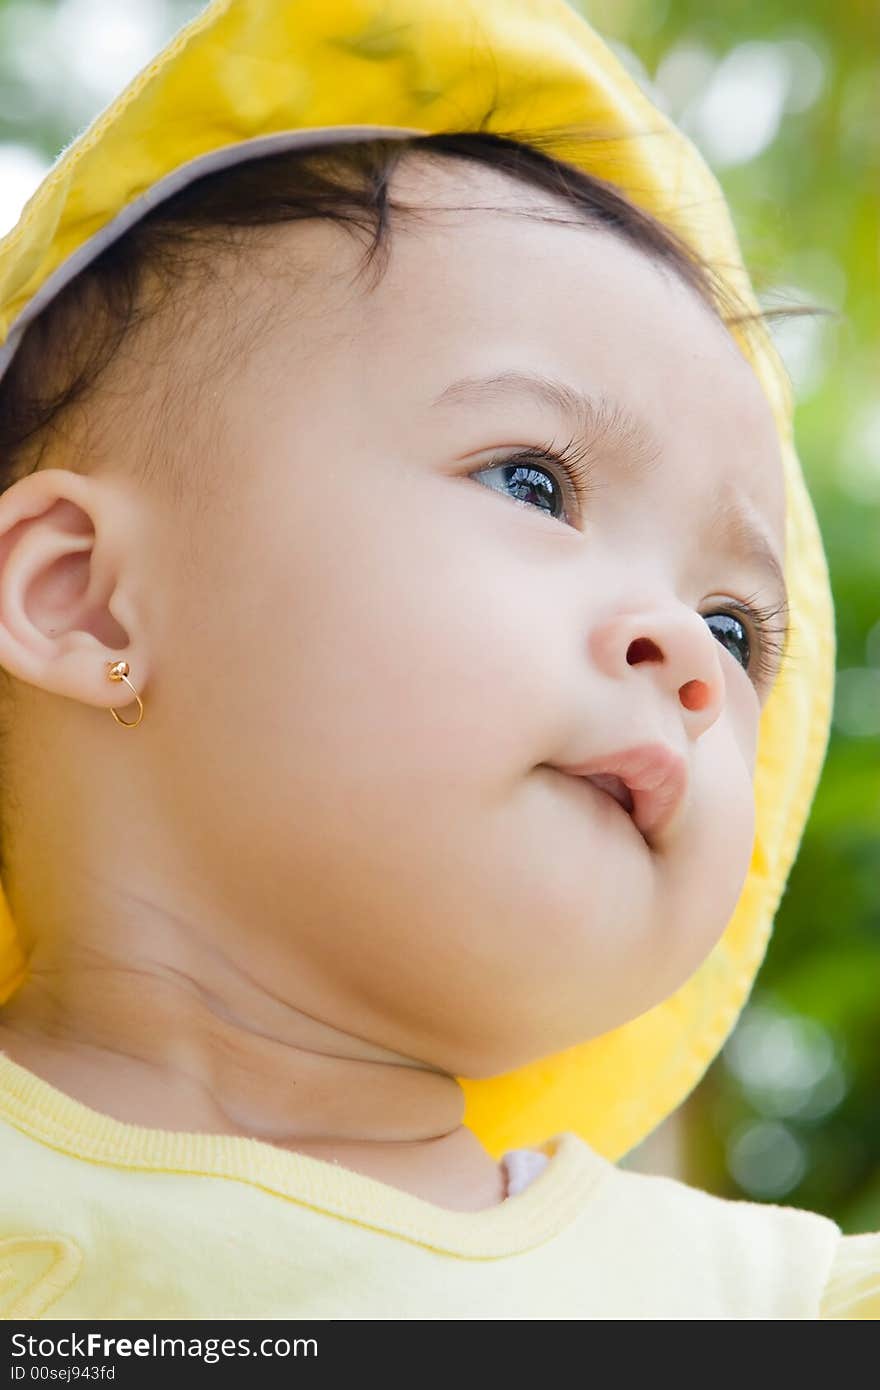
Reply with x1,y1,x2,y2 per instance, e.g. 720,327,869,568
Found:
0,0,875,1321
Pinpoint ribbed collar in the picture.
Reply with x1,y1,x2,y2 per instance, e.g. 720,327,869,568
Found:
0,1051,611,1258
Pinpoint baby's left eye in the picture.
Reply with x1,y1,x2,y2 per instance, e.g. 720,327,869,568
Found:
703,611,751,674
703,602,787,692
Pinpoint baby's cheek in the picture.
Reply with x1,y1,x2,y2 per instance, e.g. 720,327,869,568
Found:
727,667,764,776
666,742,756,965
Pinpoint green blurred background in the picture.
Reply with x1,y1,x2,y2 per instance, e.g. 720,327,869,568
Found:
0,0,877,1231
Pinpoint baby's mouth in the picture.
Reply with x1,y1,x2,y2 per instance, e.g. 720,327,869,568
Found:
582,772,634,815
544,742,689,849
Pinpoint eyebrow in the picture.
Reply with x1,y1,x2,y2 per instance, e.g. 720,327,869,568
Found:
431,367,790,625
706,490,790,629
431,369,663,480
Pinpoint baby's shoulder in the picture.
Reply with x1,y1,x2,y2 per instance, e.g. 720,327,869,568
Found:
576,1148,851,1318
599,1156,878,1318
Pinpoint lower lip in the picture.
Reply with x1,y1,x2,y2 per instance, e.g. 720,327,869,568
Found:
552,770,643,840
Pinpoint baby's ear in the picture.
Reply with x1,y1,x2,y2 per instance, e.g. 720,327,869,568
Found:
0,466,148,713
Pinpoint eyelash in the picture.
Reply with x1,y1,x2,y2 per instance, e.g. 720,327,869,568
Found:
479,438,793,692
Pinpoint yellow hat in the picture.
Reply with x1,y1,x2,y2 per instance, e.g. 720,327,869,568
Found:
0,0,835,1162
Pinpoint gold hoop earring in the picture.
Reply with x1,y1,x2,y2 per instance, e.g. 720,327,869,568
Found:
106,659,144,728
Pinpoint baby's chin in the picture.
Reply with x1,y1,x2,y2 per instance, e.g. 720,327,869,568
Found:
444,979,675,1081
444,884,746,1079
398,769,752,1078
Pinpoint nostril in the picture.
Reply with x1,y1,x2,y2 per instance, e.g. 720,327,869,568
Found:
626,637,662,664
680,679,712,711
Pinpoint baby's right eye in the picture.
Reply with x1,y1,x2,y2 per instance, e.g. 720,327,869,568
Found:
470,439,595,529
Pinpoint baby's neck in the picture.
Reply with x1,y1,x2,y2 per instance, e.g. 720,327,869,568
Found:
0,977,506,1212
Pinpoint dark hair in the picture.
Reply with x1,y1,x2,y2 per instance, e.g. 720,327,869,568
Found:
0,121,835,492
0,120,835,877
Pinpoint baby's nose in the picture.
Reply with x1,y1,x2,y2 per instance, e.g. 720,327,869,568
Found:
590,603,725,722
626,635,716,711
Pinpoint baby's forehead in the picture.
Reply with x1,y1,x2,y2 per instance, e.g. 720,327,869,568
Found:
158,154,781,563
273,161,786,543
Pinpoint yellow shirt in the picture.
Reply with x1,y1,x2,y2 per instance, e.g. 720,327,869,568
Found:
0,1052,877,1320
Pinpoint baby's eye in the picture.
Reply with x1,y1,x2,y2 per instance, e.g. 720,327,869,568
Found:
703,603,787,692
703,611,751,674
469,448,579,526
469,454,784,692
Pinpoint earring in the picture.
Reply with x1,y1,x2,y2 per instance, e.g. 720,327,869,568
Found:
106,659,144,728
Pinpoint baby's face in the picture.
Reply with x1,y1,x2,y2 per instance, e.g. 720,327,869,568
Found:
153,156,787,1078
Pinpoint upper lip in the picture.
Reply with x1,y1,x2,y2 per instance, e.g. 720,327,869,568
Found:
548,742,688,847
